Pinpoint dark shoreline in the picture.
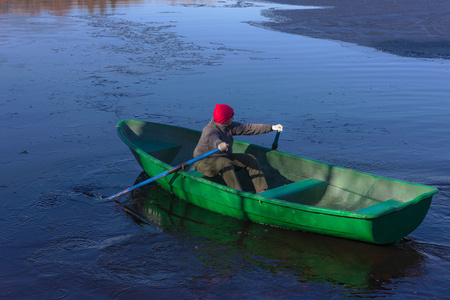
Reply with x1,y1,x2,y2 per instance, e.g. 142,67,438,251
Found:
252,0,450,59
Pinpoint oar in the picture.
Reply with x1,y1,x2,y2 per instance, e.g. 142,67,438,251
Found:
106,147,220,201
272,131,280,150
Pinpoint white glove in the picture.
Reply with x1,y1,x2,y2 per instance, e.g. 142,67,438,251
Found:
272,124,283,132
218,142,228,151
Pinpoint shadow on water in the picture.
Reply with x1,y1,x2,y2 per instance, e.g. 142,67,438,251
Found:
254,0,450,60
123,171,427,292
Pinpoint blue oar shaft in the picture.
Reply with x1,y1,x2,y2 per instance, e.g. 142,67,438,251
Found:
106,148,220,201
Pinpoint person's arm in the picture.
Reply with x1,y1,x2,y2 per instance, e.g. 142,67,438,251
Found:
231,122,275,135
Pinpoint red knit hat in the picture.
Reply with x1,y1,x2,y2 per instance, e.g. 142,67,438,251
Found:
213,104,234,124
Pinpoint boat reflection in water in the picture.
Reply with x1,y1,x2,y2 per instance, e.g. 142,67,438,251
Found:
124,171,426,291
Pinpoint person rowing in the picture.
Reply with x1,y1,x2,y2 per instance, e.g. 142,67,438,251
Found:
193,104,283,193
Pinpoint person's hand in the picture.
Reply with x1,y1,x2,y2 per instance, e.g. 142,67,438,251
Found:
218,142,228,151
272,124,283,132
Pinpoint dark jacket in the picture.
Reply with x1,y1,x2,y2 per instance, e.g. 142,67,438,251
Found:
193,119,273,158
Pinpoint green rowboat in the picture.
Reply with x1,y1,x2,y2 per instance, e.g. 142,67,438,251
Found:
116,120,438,244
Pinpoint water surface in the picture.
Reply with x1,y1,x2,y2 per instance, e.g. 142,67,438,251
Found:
1,0,449,298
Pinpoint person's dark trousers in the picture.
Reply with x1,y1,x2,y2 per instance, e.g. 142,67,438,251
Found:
195,153,268,192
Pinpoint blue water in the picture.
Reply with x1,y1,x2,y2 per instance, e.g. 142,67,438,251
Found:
1,0,449,298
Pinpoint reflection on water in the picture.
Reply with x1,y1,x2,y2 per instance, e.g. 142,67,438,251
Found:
0,0,212,15
124,172,426,292
1,0,122,14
